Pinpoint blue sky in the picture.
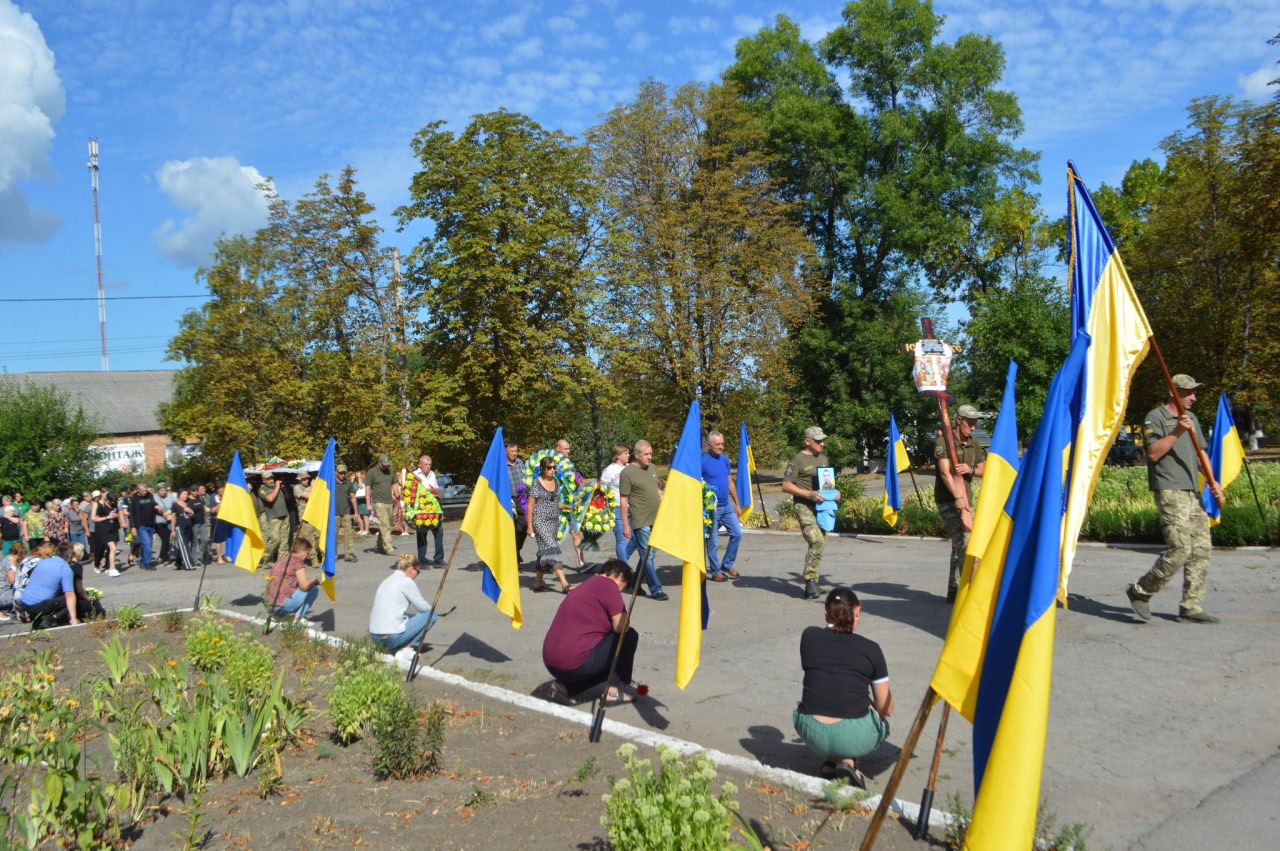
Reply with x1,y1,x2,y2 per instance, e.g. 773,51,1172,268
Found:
2,0,1275,374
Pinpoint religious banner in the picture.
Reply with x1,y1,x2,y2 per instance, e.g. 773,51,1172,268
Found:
910,338,955,392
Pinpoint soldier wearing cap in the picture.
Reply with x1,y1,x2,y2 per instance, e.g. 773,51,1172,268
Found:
365,454,400,556
782,426,840,599
1126,374,1223,624
335,464,359,563
259,471,289,566
935,404,986,603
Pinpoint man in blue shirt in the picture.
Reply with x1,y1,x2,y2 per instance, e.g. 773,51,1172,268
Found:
701,429,743,582
19,547,79,628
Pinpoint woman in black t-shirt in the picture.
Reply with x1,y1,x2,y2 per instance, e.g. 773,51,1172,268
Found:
92,491,120,575
793,587,894,788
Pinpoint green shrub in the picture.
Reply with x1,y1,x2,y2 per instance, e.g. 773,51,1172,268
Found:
114,604,145,630
185,615,236,672
601,743,740,851
329,661,403,744
371,693,446,780
223,636,275,699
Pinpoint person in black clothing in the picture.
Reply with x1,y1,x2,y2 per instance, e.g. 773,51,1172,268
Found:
172,489,197,570
129,483,159,569
792,587,894,788
92,491,120,576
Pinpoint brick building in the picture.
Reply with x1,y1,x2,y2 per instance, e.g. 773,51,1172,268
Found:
7,370,190,473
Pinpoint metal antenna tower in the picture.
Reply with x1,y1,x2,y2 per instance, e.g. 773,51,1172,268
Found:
88,138,108,370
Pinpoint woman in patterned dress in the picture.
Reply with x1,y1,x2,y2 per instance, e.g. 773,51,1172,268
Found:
527,456,573,593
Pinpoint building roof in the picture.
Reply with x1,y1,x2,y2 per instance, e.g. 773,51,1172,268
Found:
1,370,178,435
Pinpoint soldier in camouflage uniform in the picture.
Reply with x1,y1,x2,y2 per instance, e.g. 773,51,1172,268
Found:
934,404,986,603
782,426,840,600
1126,374,1223,624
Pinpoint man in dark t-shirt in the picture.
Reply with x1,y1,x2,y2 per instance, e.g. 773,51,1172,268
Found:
935,403,987,602
334,464,359,563
129,483,159,568
366,454,398,556
781,426,840,599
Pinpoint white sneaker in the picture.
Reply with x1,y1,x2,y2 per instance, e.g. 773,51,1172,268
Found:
107,568,121,577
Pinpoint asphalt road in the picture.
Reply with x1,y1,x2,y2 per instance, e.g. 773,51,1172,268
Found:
9,524,1278,849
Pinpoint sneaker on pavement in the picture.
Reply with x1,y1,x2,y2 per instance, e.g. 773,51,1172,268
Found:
107,569,121,578
1126,586,1151,622
804,580,820,600
650,591,669,601
1177,610,1220,624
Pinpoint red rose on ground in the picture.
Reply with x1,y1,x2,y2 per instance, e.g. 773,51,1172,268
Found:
636,684,649,697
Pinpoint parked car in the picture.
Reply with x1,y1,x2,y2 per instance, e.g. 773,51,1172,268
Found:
434,474,473,506
1107,433,1143,466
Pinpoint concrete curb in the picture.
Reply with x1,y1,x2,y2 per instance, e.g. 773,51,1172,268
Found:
741,527,1276,551
211,607,951,831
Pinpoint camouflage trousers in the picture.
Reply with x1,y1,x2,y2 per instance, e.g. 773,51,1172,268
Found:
260,516,288,564
795,503,825,581
1132,489,1212,615
938,501,968,595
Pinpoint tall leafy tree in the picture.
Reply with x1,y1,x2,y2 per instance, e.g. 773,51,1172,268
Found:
588,80,818,448
397,110,605,455
0,379,103,498
725,0,1037,456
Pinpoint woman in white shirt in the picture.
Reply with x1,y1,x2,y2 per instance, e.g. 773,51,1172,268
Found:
598,444,630,562
369,554,439,658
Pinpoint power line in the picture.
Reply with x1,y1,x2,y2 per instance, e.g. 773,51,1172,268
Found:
0,295,207,303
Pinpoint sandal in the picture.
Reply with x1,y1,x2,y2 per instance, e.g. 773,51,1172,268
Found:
533,583,550,593
549,681,574,704
832,761,865,789
561,584,575,594
605,686,634,706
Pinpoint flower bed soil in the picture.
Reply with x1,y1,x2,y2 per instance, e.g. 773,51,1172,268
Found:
1,615,927,850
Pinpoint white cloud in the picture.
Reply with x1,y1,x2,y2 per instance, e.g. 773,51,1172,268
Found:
669,16,718,36
732,15,765,35
628,31,653,52
1239,60,1276,99
0,0,65,244
482,12,526,42
547,16,577,33
615,11,643,30
512,36,543,59
153,157,272,267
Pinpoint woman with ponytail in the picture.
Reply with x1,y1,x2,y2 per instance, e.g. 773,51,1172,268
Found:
793,587,894,788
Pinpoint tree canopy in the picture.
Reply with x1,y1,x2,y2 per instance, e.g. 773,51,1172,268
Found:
0,379,103,499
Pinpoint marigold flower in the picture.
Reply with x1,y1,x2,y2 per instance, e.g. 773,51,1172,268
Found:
168,660,178,668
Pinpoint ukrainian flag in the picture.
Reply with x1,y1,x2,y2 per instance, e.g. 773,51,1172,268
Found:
932,362,1019,716
213,450,264,573
651,401,708,689
1201,394,1244,526
736,421,755,523
301,438,338,601
463,428,522,629
944,335,1089,849
882,413,910,527
1061,161,1153,596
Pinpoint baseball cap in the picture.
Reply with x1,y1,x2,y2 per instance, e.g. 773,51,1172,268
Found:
1172,374,1203,390
156,482,167,489
262,472,273,480
956,404,980,420
91,490,101,498
337,463,348,473
804,426,827,441
378,453,391,465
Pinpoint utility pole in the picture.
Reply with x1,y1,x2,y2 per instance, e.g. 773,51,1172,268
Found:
392,248,410,451
88,139,108,370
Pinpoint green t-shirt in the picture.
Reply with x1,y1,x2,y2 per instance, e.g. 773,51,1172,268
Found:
620,463,662,529
335,479,357,516
784,451,830,511
933,433,987,505
262,482,289,519
366,465,395,505
1143,404,1207,492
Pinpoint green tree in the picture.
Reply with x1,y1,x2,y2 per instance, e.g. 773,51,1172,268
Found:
1084,98,1280,436
588,80,818,449
725,1,1037,457
0,379,103,498
397,110,605,460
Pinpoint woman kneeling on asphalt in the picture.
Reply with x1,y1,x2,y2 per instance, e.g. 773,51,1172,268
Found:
368,554,439,661
263,537,319,620
793,587,893,788
542,558,638,705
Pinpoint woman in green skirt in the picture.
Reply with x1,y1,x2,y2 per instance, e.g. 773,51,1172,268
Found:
793,587,894,788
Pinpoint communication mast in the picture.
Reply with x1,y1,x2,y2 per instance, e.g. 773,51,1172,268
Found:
88,138,108,370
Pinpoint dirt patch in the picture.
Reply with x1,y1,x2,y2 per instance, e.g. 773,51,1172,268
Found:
1,616,928,849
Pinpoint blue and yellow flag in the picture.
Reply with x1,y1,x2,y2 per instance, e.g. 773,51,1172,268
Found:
882,414,910,527
651,401,708,689
1061,161,1153,596
948,335,1089,850
464,428,522,629
932,362,1020,716
736,421,755,523
212,450,264,573
301,438,338,601
1201,394,1244,526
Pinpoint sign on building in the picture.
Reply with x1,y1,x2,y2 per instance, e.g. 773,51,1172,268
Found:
96,442,146,475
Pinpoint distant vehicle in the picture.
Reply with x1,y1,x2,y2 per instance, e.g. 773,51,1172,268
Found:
434,474,473,506
1107,433,1143,466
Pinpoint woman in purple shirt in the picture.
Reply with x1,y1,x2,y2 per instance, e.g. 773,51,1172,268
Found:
542,558,639,705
